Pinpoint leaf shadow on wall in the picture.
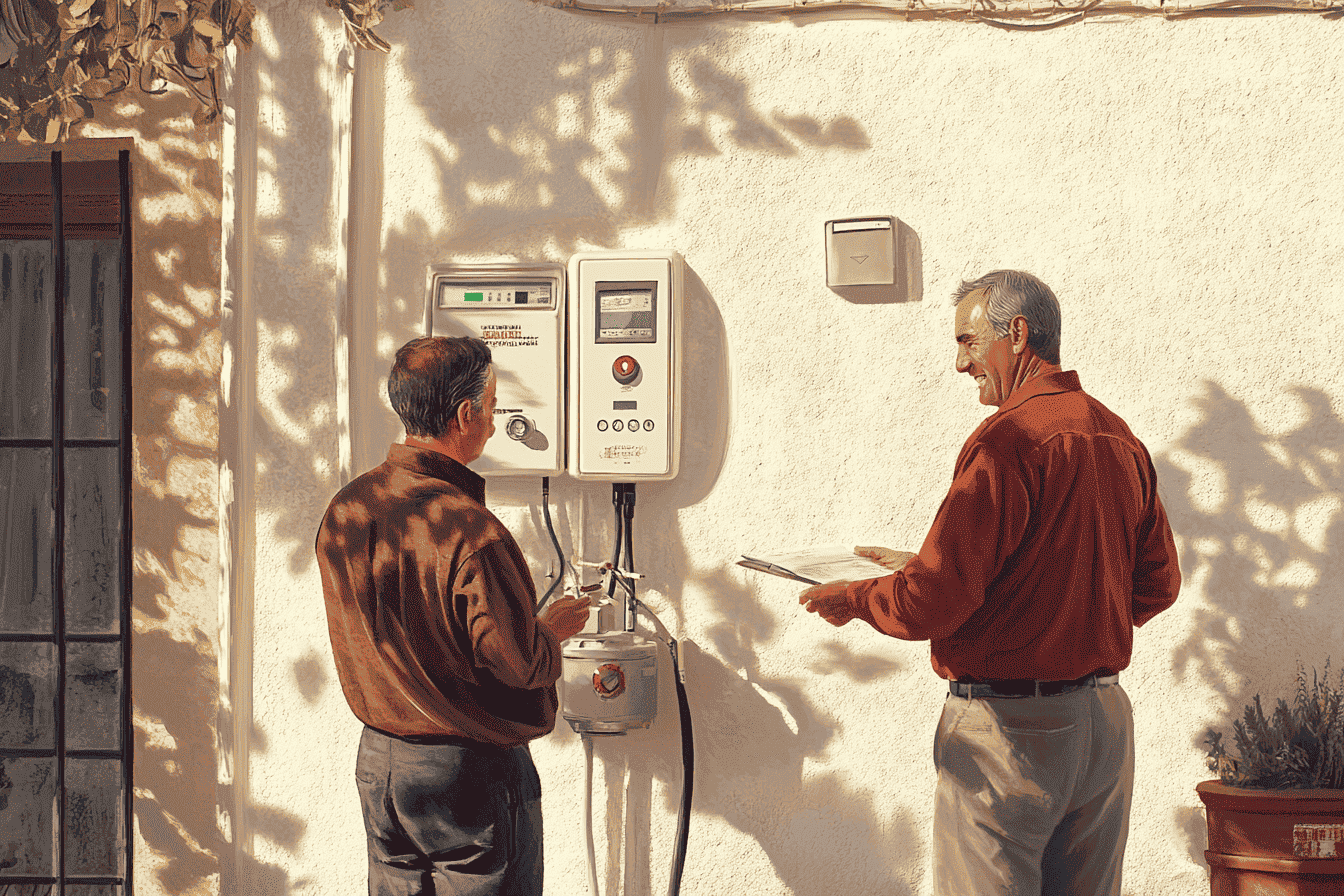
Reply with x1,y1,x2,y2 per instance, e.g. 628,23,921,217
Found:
556,638,917,896
218,11,369,890
1154,381,1344,868
63,78,304,896
285,12,920,895
520,266,920,896
376,14,872,267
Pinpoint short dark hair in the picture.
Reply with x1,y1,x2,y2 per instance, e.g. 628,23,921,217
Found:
388,336,492,439
954,270,1062,364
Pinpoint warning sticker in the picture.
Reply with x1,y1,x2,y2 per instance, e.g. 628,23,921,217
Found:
1294,824,1344,858
600,445,648,460
479,324,539,348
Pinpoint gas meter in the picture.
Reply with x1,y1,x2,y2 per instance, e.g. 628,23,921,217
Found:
567,251,683,481
562,631,659,735
558,251,695,896
426,262,565,476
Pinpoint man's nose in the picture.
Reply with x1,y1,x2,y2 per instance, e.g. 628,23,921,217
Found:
955,347,971,372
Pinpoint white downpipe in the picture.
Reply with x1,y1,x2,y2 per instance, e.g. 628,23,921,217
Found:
333,40,355,487
218,11,373,886
344,39,386,482
218,38,258,877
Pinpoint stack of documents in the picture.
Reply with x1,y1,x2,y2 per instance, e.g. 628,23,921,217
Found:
737,545,895,585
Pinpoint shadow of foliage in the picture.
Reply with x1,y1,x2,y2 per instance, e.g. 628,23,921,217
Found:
1158,381,1344,740
58,66,305,896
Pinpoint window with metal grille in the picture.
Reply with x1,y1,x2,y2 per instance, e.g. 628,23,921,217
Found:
0,149,133,896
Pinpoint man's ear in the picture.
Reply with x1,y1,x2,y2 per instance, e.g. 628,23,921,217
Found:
1010,315,1030,355
454,397,475,431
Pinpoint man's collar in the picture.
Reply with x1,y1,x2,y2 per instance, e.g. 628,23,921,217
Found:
996,369,1081,415
386,443,486,503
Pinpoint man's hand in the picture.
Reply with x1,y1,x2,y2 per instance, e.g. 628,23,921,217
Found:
856,545,916,571
538,594,592,642
799,580,858,627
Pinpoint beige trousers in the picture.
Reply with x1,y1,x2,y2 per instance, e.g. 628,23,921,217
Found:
932,683,1135,896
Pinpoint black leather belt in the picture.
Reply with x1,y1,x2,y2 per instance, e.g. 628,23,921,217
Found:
368,726,500,750
949,673,1119,699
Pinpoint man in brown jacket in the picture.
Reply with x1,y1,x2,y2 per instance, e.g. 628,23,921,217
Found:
316,335,590,896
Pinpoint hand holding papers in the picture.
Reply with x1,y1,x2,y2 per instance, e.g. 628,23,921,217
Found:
854,545,917,571
738,545,899,585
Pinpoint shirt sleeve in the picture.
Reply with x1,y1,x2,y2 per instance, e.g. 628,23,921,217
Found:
844,438,1031,642
451,539,563,690
1131,453,1182,626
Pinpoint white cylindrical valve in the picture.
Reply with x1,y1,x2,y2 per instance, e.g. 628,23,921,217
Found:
562,631,658,734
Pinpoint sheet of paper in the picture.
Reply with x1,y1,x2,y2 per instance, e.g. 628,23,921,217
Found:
740,544,895,584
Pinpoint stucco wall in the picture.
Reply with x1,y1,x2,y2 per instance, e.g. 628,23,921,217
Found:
62,92,226,895
240,2,1344,894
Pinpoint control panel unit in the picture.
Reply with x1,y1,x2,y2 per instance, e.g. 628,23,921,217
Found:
568,251,683,481
427,262,565,476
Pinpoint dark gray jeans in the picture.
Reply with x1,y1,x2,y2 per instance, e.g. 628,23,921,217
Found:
355,727,544,896
933,682,1135,896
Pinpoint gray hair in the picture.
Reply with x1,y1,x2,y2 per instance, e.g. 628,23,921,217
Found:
388,336,492,439
953,270,1061,364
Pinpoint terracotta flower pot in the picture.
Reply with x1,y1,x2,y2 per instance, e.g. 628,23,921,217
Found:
1197,780,1344,895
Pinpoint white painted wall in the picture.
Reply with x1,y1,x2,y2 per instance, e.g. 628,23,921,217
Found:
236,1,1344,894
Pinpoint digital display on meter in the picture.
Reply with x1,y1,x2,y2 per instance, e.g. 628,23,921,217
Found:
596,282,656,344
437,281,553,308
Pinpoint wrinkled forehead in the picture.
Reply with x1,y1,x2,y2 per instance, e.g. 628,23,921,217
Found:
954,288,992,335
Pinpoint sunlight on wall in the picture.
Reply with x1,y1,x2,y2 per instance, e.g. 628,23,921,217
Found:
1168,450,1229,514
1295,493,1342,552
1164,382,1344,725
381,39,641,241
189,1,1344,894
76,79,229,896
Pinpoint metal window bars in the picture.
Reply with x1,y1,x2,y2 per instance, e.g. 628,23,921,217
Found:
0,149,133,896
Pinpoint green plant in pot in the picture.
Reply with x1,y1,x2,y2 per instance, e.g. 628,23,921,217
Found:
1198,661,1344,896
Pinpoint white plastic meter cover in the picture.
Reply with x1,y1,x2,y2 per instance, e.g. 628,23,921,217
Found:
568,251,684,482
426,262,565,476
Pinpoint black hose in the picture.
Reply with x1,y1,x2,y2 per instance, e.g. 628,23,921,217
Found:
621,483,691,896
668,638,694,896
538,477,565,610
623,483,635,571
608,484,625,603
623,483,636,631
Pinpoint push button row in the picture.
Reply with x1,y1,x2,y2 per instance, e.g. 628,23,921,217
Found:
596,419,656,433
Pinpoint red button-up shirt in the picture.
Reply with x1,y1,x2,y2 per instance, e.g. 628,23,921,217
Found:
845,370,1181,682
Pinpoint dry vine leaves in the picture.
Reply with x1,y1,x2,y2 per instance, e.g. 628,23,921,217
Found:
0,0,410,142
327,0,413,53
0,0,257,139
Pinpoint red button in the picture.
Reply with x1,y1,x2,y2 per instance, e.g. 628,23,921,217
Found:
613,355,640,384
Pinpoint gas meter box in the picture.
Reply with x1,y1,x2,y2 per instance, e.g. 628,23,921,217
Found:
568,251,683,481
426,262,565,477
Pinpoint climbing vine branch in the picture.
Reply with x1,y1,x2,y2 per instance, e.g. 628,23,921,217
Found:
0,0,415,142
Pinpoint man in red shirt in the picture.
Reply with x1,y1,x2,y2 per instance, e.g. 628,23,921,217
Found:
800,270,1180,896
317,336,590,895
